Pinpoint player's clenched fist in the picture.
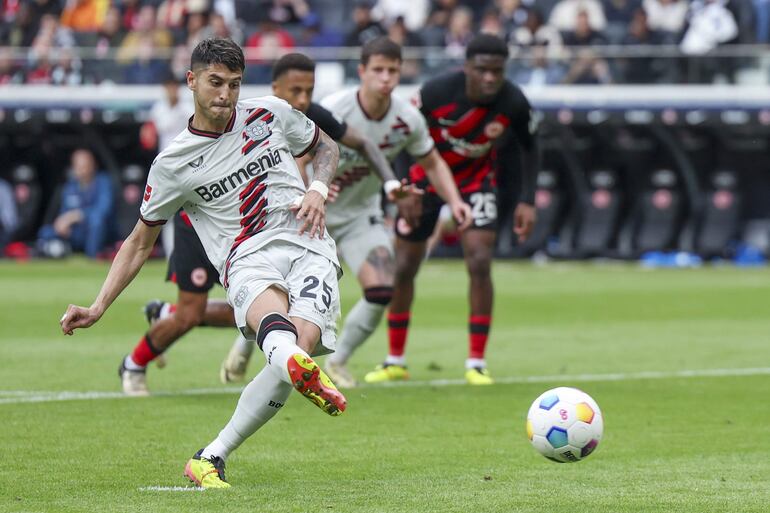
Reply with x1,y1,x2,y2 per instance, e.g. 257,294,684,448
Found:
60,304,101,335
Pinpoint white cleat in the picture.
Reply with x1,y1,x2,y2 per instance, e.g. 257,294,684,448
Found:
324,361,357,389
220,346,250,384
119,359,150,397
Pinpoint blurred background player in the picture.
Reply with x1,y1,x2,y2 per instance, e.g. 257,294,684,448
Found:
320,36,472,387
365,34,538,386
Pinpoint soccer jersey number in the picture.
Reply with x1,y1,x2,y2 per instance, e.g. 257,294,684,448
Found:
469,192,498,226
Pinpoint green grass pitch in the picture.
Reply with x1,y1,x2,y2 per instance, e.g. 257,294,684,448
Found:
1,259,769,512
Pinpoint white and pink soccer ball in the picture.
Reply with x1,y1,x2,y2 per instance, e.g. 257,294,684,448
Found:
526,387,604,463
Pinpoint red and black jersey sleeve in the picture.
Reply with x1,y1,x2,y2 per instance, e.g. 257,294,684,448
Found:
306,102,347,142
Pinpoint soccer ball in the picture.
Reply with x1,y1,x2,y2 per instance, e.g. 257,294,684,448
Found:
526,387,604,463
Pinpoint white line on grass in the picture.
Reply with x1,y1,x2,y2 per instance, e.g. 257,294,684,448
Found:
2,366,769,405
138,486,205,492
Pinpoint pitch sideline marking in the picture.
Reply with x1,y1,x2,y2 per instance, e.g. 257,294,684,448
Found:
138,486,205,492
2,366,770,404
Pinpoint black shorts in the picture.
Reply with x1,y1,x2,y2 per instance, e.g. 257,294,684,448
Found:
166,213,220,293
396,181,499,242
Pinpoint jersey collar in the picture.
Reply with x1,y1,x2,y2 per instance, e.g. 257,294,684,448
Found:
187,110,236,139
356,90,391,122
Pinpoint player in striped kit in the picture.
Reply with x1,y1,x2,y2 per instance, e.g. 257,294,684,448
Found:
60,38,346,488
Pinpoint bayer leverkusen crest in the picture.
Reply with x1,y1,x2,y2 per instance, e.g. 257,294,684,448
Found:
242,107,275,155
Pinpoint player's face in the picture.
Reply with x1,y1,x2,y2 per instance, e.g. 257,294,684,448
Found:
465,54,506,102
358,55,401,99
187,63,242,124
272,70,315,113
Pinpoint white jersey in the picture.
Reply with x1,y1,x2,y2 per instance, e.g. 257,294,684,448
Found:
320,88,434,226
140,95,338,286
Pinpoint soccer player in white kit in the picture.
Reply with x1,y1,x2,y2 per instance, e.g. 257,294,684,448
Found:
59,38,346,488
321,37,472,386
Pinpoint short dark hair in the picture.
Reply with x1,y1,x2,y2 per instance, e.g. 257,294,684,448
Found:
191,38,245,73
272,53,316,81
360,36,401,66
466,34,509,60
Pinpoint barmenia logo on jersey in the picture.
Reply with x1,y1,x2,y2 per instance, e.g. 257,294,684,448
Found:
194,148,282,201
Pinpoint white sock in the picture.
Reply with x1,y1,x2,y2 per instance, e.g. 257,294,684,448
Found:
159,302,174,320
233,333,254,360
261,329,309,384
328,299,385,365
123,355,145,371
201,366,292,460
466,358,486,369
384,355,406,366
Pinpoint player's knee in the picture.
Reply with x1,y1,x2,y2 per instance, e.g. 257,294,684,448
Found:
256,312,297,351
466,254,492,280
174,310,204,332
364,286,393,306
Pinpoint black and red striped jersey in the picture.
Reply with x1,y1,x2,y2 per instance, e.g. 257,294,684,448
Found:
411,71,536,194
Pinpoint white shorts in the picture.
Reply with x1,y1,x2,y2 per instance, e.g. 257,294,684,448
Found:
226,241,341,356
329,215,393,275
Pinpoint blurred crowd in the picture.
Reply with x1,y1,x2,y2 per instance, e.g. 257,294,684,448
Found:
0,0,767,87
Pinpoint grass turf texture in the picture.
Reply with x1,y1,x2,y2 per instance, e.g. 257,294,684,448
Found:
1,259,769,512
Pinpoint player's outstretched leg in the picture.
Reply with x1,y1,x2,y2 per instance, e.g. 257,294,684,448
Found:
220,334,255,383
258,313,346,416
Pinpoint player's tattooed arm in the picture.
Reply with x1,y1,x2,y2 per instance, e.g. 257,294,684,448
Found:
294,130,339,238
310,130,339,187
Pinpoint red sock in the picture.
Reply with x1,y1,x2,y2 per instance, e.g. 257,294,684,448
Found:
130,334,161,367
469,315,491,359
387,312,411,357
168,303,177,315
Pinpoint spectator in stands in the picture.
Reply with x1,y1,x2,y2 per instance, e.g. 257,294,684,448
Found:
619,8,665,83
119,0,142,31
182,9,210,48
0,47,24,84
344,0,386,47
562,8,609,45
755,0,770,43
0,177,19,255
156,0,188,33
512,41,567,85
602,0,640,43
642,0,687,42
510,7,564,53
199,12,244,45
297,12,344,47
245,20,295,82
497,0,529,37
122,35,169,84
423,0,459,45
117,5,173,64
479,7,506,38
373,0,430,31
562,10,612,83
549,0,607,31
681,0,738,55
96,6,126,52
37,148,115,259
60,0,108,32
444,6,474,59
0,1,41,47
263,0,311,25
387,15,424,82
51,47,84,85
